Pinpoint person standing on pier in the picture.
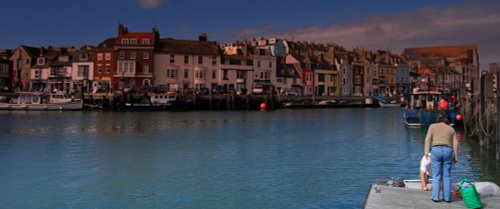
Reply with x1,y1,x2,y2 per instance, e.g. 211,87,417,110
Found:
424,116,459,202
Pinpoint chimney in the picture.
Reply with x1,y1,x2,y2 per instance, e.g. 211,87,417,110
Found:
118,23,128,35
199,33,207,42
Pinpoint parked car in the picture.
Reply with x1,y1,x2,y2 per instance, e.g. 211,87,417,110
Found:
236,88,248,95
284,91,298,96
152,85,167,93
252,86,264,95
213,85,225,94
196,87,209,95
123,86,137,93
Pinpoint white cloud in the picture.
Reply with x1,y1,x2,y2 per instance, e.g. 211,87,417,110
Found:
233,2,500,69
138,0,166,9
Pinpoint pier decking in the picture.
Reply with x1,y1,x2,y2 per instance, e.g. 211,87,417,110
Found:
364,184,500,209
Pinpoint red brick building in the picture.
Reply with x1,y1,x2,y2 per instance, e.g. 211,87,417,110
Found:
114,24,158,91
94,38,116,92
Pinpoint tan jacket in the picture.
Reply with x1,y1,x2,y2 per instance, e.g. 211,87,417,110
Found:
424,122,459,161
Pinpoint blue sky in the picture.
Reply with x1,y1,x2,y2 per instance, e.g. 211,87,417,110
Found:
2,0,499,69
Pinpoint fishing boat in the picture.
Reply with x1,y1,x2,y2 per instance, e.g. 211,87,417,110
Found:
403,89,457,127
0,92,83,110
123,92,181,111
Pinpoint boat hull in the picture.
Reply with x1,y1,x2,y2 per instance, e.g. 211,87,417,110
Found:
378,101,402,108
0,100,83,110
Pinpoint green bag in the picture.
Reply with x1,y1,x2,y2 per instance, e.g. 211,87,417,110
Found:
458,179,482,209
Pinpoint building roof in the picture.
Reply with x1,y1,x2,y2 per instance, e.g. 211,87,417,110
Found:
116,32,157,45
97,38,116,48
20,45,41,58
157,38,219,55
403,45,477,59
221,55,253,65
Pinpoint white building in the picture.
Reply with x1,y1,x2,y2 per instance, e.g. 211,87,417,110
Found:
154,34,220,93
71,48,95,93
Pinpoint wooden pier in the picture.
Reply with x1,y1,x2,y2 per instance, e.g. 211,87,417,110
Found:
364,184,500,209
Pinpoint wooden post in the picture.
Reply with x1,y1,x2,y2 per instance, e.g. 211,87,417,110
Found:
497,70,500,160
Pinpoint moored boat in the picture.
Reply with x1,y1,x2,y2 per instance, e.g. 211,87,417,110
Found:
122,92,183,111
0,92,83,110
403,89,458,127
378,100,402,108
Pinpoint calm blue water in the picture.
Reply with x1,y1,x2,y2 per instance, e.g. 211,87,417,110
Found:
0,108,498,209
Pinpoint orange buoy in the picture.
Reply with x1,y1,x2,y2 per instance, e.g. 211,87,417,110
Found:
260,102,266,111
456,114,462,121
439,100,449,110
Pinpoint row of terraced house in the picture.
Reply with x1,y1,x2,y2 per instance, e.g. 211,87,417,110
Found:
0,24,480,99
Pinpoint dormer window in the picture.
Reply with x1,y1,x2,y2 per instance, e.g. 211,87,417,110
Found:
121,39,129,44
37,57,45,65
130,39,138,45
79,53,89,61
58,56,69,62
142,39,151,45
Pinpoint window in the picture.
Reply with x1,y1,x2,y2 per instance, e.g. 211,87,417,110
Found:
37,58,45,65
79,53,89,61
78,65,89,77
195,70,206,79
260,71,269,80
184,55,189,64
97,53,103,61
0,64,8,73
269,61,272,68
198,56,203,64
142,39,151,45
97,66,103,73
237,71,246,79
121,39,129,44
257,61,261,67
130,39,138,45
105,53,111,60
212,56,217,65
213,70,216,79
51,67,64,76
306,73,313,82
117,61,136,74
167,68,178,78
34,70,40,79
130,51,136,60
143,64,149,73
318,74,325,82
223,70,228,80
17,59,23,70
105,65,111,73
170,54,175,64
355,75,361,84
143,51,149,59
184,69,189,78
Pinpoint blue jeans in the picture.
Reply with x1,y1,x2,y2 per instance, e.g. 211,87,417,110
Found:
431,146,453,201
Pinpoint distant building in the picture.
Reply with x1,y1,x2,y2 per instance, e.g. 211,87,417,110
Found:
94,37,116,92
403,45,479,94
10,46,40,91
114,24,158,91
154,33,220,93
71,46,95,93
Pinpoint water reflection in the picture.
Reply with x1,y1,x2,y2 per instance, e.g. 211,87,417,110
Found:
0,109,499,209
460,134,500,184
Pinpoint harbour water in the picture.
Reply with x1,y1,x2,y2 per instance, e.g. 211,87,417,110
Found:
1,108,499,208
